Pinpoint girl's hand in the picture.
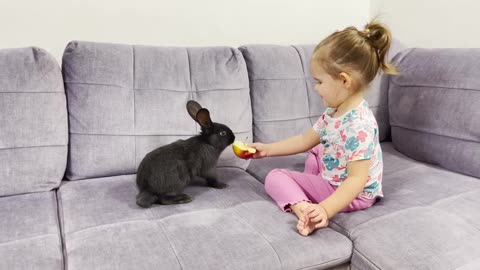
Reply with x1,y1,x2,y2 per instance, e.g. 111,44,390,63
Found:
304,203,329,229
247,142,269,159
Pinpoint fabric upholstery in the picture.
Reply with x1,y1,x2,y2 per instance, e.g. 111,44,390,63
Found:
248,142,480,269
0,191,63,269
62,41,252,180
0,47,68,196
389,48,480,178
350,204,480,270
2,40,479,270
57,168,352,270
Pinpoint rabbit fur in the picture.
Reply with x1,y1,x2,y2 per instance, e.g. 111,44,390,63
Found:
135,100,235,208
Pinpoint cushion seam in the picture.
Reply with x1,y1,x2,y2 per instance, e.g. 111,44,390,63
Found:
156,220,184,270
250,77,310,81
295,256,352,270
254,116,321,123
0,232,59,246
391,124,480,144
0,145,67,151
69,130,251,136
0,91,65,94
390,81,480,92
137,87,249,92
292,45,313,127
55,190,67,270
352,247,381,270
231,209,283,269
64,81,248,92
132,45,137,173
254,105,386,123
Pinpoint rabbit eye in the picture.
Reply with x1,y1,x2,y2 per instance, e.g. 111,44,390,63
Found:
219,131,227,136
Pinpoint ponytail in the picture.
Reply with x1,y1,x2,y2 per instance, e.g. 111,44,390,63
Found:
362,21,398,75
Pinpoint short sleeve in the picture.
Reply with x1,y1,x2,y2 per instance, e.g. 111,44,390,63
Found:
313,113,327,135
343,121,375,162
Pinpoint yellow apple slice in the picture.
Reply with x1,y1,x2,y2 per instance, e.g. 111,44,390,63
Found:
232,140,256,159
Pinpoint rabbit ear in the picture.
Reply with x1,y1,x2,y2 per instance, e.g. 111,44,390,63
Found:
196,108,213,128
186,100,202,121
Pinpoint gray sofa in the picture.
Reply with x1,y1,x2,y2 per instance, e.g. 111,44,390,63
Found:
1,41,479,270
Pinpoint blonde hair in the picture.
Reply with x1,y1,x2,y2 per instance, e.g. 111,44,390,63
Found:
312,19,398,91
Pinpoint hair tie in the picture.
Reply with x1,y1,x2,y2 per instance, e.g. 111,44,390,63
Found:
364,29,371,38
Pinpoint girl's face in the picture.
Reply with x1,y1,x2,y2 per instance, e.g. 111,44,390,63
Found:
310,62,351,109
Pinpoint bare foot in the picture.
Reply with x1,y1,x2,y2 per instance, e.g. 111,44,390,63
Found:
296,202,319,236
291,201,321,236
296,212,317,236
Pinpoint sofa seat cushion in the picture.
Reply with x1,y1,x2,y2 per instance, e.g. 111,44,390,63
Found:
348,195,480,270
247,142,480,269
0,191,63,269
331,143,480,269
57,168,352,270
330,143,480,231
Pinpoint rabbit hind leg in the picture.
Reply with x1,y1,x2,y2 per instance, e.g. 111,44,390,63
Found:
158,193,193,204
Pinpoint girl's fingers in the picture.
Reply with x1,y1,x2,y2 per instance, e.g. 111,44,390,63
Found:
311,215,324,223
305,207,316,215
297,218,304,226
308,208,323,218
315,219,329,229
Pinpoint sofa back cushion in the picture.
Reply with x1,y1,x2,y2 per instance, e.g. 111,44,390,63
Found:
62,41,251,180
389,48,480,178
0,47,68,196
239,42,404,144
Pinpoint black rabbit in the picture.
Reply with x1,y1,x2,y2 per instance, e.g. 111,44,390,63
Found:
135,100,235,208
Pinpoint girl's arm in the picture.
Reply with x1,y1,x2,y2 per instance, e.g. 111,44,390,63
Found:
264,128,320,157
319,159,371,218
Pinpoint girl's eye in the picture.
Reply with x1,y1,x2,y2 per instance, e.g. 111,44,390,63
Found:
219,131,227,136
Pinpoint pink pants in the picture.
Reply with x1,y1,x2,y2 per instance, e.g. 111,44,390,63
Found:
265,145,375,213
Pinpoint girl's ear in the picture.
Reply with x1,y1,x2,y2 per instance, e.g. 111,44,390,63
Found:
339,72,353,90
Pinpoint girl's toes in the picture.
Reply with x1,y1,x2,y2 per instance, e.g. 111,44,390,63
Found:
297,220,304,231
299,227,310,236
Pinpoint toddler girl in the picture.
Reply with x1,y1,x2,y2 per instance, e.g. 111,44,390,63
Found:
249,20,397,236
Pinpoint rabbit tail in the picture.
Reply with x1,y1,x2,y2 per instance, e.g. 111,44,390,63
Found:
136,191,158,208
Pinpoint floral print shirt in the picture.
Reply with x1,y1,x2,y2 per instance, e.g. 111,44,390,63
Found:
313,99,383,199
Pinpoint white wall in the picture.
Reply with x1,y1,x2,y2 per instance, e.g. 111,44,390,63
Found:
1,0,370,62
3,0,480,62
371,0,480,48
